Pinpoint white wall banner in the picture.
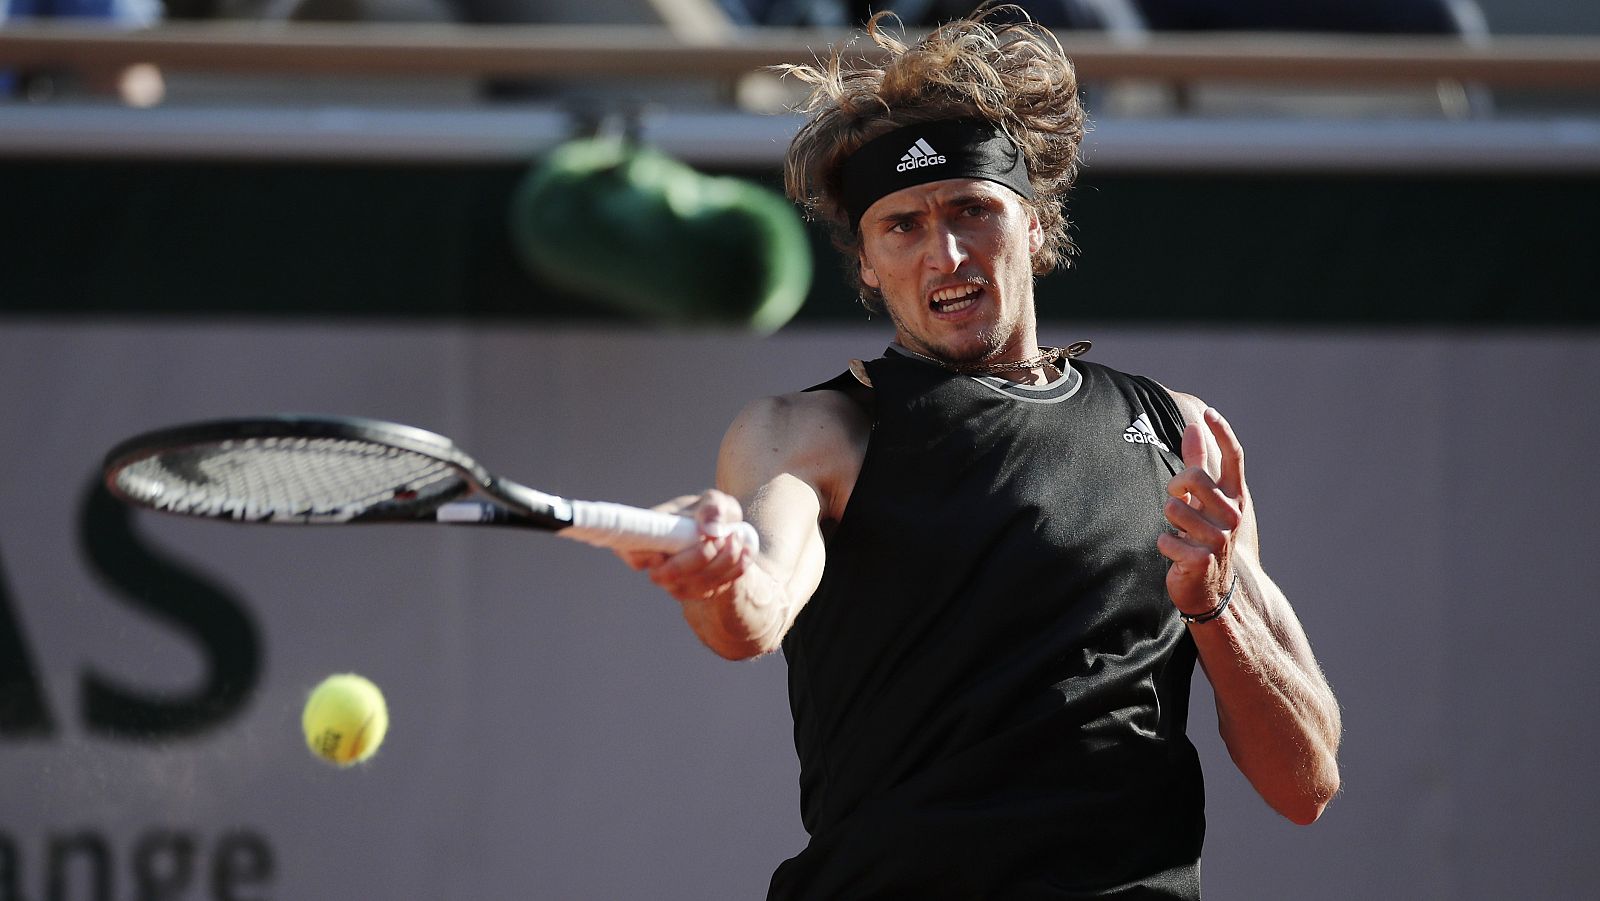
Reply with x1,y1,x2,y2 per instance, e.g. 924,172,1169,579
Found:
3,322,1597,899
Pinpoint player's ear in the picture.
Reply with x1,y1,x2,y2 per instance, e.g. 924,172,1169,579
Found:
858,252,880,290
1027,208,1044,255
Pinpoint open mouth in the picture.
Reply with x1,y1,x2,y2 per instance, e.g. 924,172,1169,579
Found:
928,283,983,314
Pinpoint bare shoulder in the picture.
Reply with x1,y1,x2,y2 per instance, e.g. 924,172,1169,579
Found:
1151,381,1207,427
717,389,870,523
1170,390,1208,426
722,389,869,460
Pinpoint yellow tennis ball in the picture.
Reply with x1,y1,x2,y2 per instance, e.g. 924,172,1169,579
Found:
302,673,388,767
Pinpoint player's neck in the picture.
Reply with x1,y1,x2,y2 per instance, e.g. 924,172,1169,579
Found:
891,340,1062,384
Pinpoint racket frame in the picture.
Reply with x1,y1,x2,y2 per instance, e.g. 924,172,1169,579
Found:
102,415,573,530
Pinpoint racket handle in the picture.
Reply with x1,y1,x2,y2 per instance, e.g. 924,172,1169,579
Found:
562,500,760,555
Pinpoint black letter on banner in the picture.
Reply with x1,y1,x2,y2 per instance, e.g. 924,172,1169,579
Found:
0,547,54,737
134,830,196,901
212,831,274,901
1,831,23,901
77,479,261,739
47,831,112,901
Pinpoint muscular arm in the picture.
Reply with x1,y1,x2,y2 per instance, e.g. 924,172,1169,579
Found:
630,390,866,661
1161,393,1342,825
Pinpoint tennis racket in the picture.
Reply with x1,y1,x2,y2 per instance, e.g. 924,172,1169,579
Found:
102,415,757,554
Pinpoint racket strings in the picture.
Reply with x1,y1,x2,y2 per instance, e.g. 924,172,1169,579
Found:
116,437,462,522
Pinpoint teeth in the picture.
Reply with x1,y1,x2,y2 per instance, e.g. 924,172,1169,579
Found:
930,284,980,304
930,284,982,313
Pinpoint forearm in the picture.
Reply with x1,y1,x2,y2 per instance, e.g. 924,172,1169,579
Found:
679,557,803,660
1191,562,1342,824
655,392,854,661
679,474,829,660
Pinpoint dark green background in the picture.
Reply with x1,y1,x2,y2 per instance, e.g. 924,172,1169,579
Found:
3,159,1593,325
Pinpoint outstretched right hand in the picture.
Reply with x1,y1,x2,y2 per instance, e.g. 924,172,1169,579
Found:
617,489,756,603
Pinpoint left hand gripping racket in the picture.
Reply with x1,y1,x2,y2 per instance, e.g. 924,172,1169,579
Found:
102,415,757,555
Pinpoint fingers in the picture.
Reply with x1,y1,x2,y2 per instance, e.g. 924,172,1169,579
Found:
693,489,745,541
1160,491,1234,610
1156,529,1212,575
1163,494,1237,546
1169,408,1245,516
1164,407,1247,615
648,529,751,602
1180,419,1206,474
1202,407,1245,498
619,489,756,603
1162,457,1240,600
1166,467,1240,536
1158,529,1228,616
1179,408,1243,485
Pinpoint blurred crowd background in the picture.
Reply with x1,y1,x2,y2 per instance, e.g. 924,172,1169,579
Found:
3,0,1597,117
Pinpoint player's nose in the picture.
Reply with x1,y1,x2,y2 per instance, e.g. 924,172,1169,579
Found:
924,225,968,273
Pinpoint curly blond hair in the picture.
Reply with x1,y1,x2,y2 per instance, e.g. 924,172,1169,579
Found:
780,7,1086,309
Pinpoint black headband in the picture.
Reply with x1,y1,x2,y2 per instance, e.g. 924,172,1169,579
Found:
839,118,1034,229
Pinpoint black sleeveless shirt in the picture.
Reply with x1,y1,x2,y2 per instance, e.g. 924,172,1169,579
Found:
769,351,1205,900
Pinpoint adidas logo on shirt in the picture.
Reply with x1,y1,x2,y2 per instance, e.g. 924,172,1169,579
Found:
1123,413,1170,452
896,138,947,172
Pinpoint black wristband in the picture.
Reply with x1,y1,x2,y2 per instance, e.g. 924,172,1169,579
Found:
1180,575,1238,626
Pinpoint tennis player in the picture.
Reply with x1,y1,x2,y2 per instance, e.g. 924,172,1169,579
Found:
622,10,1341,898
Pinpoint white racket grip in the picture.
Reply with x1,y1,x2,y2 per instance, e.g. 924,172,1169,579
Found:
561,500,760,555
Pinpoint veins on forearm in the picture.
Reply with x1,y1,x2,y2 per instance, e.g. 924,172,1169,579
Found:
686,564,794,660
1200,575,1342,785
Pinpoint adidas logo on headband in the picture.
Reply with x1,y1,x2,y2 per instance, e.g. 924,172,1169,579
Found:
841,118,1035,228
897,138,947,172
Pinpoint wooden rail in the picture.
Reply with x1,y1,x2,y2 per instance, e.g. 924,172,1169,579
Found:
1,21,1599,86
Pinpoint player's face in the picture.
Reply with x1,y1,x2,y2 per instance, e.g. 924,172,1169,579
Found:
857,178,1044,368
